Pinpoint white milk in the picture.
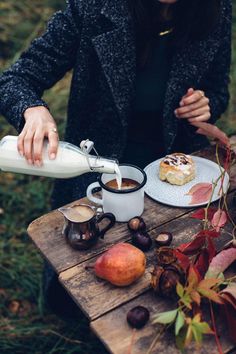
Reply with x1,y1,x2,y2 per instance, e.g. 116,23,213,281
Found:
0,136,120,179
114,164,122,190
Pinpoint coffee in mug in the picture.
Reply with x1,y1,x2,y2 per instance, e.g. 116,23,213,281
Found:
105,178,140,191
86,164,147,222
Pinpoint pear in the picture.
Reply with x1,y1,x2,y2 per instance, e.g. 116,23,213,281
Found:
94,243,146,286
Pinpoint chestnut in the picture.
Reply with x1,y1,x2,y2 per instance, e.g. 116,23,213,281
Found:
158,268,181,299
127,306,150,329
128,217,146,233
151,265,184,299
156,247,177,266
155,232,173,247
132,231,152,252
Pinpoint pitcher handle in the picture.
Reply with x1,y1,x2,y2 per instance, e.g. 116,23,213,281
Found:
86,182,103,205
97,213,116,239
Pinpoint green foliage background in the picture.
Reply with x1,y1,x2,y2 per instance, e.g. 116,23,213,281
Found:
0,1,106,353
0,1,235,353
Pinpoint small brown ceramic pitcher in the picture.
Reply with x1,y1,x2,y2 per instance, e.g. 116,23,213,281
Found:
58,204,116,250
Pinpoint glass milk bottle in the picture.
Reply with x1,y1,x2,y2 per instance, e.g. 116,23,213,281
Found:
0,136,121,182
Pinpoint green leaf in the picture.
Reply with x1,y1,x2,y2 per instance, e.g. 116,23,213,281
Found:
192,325,203,346
197,288,223,304
175,310,185,336
194,322,214,335
152,309,178,324
181,293,192,309
184,324,193,347
205,271,225,280
217,272,225,281
198,278,221,289
176,282,184,298
176,327,187,351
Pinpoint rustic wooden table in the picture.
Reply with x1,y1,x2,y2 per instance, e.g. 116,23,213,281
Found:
27,146,236,354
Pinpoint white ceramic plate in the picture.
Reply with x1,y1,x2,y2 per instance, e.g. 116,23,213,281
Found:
144,156,229,208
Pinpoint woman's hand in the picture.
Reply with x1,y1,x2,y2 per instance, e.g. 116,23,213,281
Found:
18,106,59,166
174,88,211,124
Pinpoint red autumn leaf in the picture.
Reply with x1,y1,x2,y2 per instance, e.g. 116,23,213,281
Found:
174,249,190,271
190,208,206,220
207,247,236,278
186,183,213,205
220,283,236,304
190,290,201,306
197,230,220,238
191,207,217,221
178,236,206,256
220,302,236,343
191,121,230,147
220,281,236,343
208,208,219,221
187,265,201,289
211,209,228,232
207,237,216,262
220,292,236,311
194,249,210,279
186,183,213,196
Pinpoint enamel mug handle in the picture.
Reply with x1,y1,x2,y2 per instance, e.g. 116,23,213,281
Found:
86,182,103,205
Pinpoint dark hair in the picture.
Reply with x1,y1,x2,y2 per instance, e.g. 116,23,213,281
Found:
128,0,221,66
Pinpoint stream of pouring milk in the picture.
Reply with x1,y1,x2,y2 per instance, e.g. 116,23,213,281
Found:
114,164,122,190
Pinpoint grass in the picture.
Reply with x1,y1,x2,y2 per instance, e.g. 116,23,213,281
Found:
0,1,106,353
0,1,236,353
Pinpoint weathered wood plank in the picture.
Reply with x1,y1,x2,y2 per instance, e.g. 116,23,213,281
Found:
91,288,235,354
59,194,235,320
27,146,230,274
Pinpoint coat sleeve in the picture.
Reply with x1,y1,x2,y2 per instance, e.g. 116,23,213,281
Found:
202,0,232,124
0,0,84,132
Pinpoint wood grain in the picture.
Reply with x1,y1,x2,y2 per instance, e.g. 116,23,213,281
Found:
91,288,235,354
59,194,236,320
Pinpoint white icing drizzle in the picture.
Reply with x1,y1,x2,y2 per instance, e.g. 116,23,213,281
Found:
163,154,193,175
163,153,191,166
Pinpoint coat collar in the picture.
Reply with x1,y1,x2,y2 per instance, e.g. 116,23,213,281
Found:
100,0,133,27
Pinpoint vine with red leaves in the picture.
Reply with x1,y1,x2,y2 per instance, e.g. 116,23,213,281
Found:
151,134,236,352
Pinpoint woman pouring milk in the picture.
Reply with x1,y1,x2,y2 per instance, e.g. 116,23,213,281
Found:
0,0,232,317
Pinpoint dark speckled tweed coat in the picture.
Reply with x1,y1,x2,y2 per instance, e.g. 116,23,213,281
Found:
0,0,232,208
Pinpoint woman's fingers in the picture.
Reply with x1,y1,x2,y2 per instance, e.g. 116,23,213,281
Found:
23,131,35,164
177,106,210,119
17,130,26,157
188,112,211,123
32,130,45,166
175,97,209,117
180,90,204,106
47,129,59,160
181,88,194,101
175,89,211,123
20,106,59,165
